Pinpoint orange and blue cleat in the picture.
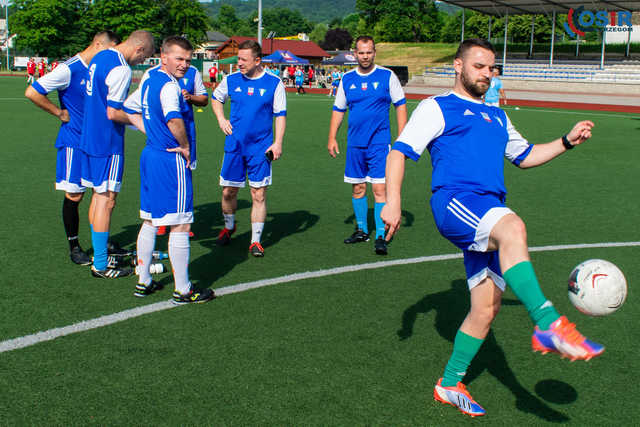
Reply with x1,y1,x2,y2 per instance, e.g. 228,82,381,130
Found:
532,315,604,361
434,378,486,417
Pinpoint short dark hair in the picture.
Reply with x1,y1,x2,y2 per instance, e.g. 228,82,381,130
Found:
238,40,262,58
162,36,193,53
455,38,496,59
94,30,121,45
354,35,375,50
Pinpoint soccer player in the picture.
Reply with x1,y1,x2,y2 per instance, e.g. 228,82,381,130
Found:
80,30,155,278
381,39,603,417
37,59,46,78
327,35,407,255
50,60,59,71
123,36,215,304
328,67,341,97
484,66,506,107
25,31,121,265
294,65,305,94
26,58,36,84
208,63,218,85
211,40,286,257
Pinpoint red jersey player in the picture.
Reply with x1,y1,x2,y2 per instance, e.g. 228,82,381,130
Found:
26,58,36,84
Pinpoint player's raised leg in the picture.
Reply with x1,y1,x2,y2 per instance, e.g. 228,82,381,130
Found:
489,213,604,360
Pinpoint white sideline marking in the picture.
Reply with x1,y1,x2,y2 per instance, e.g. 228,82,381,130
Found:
1,241,638,353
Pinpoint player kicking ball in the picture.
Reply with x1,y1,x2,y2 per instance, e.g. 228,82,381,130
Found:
211,40,286,257
124,36,214,304
382,39,603,417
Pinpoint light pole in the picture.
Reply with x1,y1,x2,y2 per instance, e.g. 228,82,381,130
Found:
1,0,8,71
257,0,262,46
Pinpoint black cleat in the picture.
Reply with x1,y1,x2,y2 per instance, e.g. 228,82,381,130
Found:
107,241,131,257
249,242,264,257
172,287,215,305
70,247,92,265
134,281,161,297
216,225,236,246
91,264,134,278
374,237,388,255
344,229,370,244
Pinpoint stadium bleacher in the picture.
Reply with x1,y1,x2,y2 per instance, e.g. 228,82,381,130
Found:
425,60,640,83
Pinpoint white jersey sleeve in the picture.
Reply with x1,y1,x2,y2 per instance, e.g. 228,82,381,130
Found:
333,79,347,111
105,65,132,108
123,71,150,114
32,63,71,93
213,75,229,103
273,80,286,115
388,71,405,105
160,81,182,121
503,113,532,164
193,69,207,96
393,98,445,161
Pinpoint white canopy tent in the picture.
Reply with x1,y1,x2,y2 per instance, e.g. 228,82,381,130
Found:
439,1,640,69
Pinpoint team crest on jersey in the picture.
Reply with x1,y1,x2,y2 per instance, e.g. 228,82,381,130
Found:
361,82,368,91
349,84,356,90
259,88,266,96
373,82,379,90
234,87,242,92
480,112,492,122
248,87,254,96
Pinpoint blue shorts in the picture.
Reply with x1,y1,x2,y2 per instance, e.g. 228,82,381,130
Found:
56,147,85,193
139,147,193,226
332,80,340,87
296,78,303,87
344,144,389,184
220,151,272,188
430,190,514,290
81,153,124,193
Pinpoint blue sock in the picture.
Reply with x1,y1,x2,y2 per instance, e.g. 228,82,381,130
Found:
374,202,386,239
92,230,109,270
352,196,368,234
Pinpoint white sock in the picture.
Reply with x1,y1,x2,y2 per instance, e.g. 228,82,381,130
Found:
223,214,235,230
251,222,264,244
169,231,191,295
136,223,157,285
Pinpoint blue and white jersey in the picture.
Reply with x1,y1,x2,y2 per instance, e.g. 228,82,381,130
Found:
31,55,89,149
333,65,406,147
178,65,207,145
331,71,341,81
484,77,502,103
393,91,532,198
80,48,132,157
123,67,185,152
213,70,286,155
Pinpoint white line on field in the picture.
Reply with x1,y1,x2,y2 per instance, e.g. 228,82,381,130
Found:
1,241,638,354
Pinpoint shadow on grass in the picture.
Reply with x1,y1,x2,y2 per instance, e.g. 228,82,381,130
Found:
398,279,570,423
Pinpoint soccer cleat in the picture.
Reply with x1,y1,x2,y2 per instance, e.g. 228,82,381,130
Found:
172,287,215,305
216,225,236,246
374,237,388,255
134,281,161,297
91,264,134,278
70,246,92,265
107,241,131,257
532,315,604,361
249,242,264,257
344,229,370,244
433,378,486,417
156,226,167,235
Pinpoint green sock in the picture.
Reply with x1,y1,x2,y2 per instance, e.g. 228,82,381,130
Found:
442,330,484,387
502,261,560,330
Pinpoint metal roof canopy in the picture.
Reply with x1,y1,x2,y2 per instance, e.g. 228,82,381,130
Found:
440,1,640,70
439,1,640,16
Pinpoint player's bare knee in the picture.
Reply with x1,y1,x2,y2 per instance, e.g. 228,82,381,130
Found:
250,188,266,204
222,187,238,201
372,186,386,201
65,192,84,203
352,183,366,198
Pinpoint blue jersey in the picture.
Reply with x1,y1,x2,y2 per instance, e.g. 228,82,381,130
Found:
178,65,207,164
333,65,406,147
484,77,502,103
393,91,532,198
124,67,185,152
212,70,286,155
80,48,132,157
31,55,89,149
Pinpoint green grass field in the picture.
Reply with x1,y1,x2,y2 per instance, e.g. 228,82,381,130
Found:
1,76,639,425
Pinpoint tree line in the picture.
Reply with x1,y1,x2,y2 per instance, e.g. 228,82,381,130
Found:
10,0,582,59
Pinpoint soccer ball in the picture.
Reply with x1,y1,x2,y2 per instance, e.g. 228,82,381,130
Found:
568,259,627,316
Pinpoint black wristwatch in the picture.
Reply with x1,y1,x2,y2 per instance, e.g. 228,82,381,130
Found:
562,134,574,150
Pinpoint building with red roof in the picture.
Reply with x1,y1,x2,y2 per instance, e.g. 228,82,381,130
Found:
216,36,329,66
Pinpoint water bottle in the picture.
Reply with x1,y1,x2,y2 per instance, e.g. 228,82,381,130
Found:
135,263,166,275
